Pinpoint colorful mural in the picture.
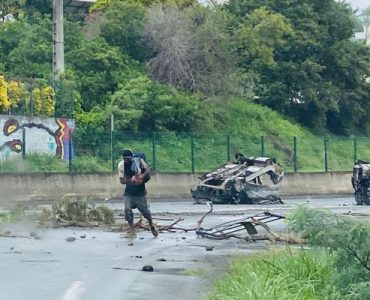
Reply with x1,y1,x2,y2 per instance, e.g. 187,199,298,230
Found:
0,115,75,160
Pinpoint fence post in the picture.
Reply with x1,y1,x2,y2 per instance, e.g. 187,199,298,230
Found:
29,82,33,116
324,138,328,172
227,134,230,161
191,133,195,173
293,136,297,172
111,130,115,172
353,138,357,163
110,114,114,172
152,132,156,172
22,128,26,159
260,135,265,156
68,128,72,173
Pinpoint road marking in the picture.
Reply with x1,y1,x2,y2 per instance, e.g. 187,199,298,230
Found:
62,281,85,300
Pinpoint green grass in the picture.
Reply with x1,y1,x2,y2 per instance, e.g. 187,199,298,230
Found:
0,153,114,173
0,153,69,172
117,133,366,173
0,213,14,224
205,249,351,300
114,100,370,173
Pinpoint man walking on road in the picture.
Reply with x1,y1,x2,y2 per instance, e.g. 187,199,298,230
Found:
118,148,158,239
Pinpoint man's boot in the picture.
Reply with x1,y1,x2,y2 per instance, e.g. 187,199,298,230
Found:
125,224,137,239
150,223,159,237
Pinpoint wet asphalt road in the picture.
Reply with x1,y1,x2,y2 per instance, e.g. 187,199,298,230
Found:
0,195,369,300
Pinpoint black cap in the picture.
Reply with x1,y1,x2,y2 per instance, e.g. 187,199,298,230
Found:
122,148,133,157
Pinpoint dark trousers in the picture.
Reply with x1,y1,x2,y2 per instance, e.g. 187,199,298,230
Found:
124,195,152,225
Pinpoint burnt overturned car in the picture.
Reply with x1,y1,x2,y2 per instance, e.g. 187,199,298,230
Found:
352,159,370,205
191,154,284,204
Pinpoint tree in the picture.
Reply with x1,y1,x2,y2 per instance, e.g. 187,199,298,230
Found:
0,75,10,112
144,4,239,95
90,0,196,13
226,0,370,134
24,0,51,15
144,5,196,90
107,75,204,132
66,37,142,111
3,14,52,79
100,0,148,60
232,7,293,97
8,79,22,113
0,20,27,66
0,0,26,17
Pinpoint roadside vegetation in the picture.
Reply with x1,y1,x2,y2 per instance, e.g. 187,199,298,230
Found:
206,206,370,300
0,212,13,223
0,202,29,221
2,100,370,173
49,197,115,225
0,1,369,174
0,153,69,172
0,197,115,226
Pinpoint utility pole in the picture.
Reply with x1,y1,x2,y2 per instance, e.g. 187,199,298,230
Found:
53,0,64,79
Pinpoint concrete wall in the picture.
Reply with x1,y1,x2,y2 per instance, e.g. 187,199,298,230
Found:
279,172,352,195
0,171,354,203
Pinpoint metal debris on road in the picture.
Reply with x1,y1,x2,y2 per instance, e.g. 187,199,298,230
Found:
196,211,285,241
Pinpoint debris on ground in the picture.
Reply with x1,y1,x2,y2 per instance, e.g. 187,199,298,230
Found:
1,196,304,245
343,212,370,217
142,265,154,272
0,231,32,239
191,154,284,204
195,203,305,244
37,196,116,227
117,202,305,244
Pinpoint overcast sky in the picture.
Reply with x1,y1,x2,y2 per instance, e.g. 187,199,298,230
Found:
200,0,369,12
346,0,369,10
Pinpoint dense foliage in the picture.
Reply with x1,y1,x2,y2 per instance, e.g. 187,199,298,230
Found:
0,0,369,137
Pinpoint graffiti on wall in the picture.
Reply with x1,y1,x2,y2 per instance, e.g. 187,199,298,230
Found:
0,115,75,160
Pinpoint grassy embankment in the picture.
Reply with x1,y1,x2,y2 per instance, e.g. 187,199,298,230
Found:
1,100,370,173
119,100,370,172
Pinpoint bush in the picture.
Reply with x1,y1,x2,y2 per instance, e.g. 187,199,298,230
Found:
286,206,370,297
52,197,115,225
70,156,112,172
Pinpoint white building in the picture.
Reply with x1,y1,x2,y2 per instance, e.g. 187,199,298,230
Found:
354,15,370,44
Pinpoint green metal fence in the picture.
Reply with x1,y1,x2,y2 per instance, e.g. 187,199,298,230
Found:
65,132,370,173
2,130,370,173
